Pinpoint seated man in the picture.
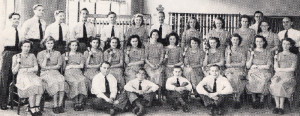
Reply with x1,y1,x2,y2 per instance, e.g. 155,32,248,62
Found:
196,65,233,115
165,66,192,112
124,68,159,116
91,61,128,115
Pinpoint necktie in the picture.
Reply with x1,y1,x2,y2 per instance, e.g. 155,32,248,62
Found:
58,24,63,42
159,24,162,39
39,20,43,40
15,28,19,48
176,78,180,86
284,29,289,38
104,76,110,94
83,22,87,39
138,81,142,90
111,26,115,37
212,78,217,93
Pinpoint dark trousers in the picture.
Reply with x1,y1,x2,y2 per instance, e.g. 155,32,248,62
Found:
0,50,18,106
127,92,155,104
167,90,189,106
200,94,225,107
91,90,128,111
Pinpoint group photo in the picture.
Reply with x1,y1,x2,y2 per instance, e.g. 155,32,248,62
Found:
1,0,300,115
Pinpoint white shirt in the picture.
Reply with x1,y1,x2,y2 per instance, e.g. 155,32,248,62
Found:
44,22,69,42
100,24,125,42
250,23,259,34
124,78,159,93
278,28,300,47
91,72,118,99
196,75,233,96
150,23,172,39
70,21,96,40
165,76,192,91
21,17,46,40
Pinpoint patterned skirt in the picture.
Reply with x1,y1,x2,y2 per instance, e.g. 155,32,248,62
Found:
125,65,141,83
16,72,44,98
84,68,100,90
65,69,87,99
40,70,66,96
183,67,204,88
270,72,296,98
144,64,164,86
246,69,271,95
224,68,246,95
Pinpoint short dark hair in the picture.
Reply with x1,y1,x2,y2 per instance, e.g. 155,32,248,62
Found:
106,37,121,49
149,29,160,39
254,11,264,16
127,35,143,48
212,17,225,29
166,32,180,46
107,11,117,17
101,61,111,67
283,16,293,22
207,37,221,49
158,11,165,17
240,15,250,27
189,37,201,48
173,66,183,71
138,68,149,79
33,4,43,10
209,64,220,70
54,10,64,16
229,33,242,46
80,8,89,14
19,40,33,52
66,40,80,52
253,35,268,49
8,12,20,19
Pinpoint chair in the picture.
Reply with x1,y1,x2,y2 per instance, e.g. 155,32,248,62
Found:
9,73,27,115
267,93,295,112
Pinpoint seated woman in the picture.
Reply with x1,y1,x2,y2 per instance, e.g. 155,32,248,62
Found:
203,37,225,76
246,35,272,109
63,40,87,111
124,35,145,82
270,38,298,115
12,40,44,116
37,36,66,114
183,37,204,96
104,37,125,90
83,37,103,90
164,32,183,78
224,33,247,109
124,68,159,116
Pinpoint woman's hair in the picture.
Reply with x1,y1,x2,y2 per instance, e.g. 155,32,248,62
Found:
89,37,101,49
41,36,56,49
186,17,200,30
239,15,250,28
212,17,225,29
132,14,145,26
228,33,242,47
279,38,299,54
149,29,160,39
166,32,180,46
126,34,143,48
257,20,271,33
19,40,33,52
105,37,121,49
189,37,201,48
66,40,80,52
207,37,221,49
253,35,268,49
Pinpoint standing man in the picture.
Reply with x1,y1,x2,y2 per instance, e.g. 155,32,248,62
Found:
71,8,96,53
100,11,125,50
43,10,69,54
250,11,264,34
0,12,21,110
21,4,46,56
91,61,128,115
150,11,172,46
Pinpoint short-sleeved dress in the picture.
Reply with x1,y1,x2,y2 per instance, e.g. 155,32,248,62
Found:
207,29,231,49
234,28,256,49
144,43,165,86
224,47,247,95
164,46,183,78
125,25,148,44
104,48,125,87
124,47,145,82
258,32,280,51
37,50,66,96
64,52,87,99
246,49,272,95
183,47,204,88
83,49,103,89
13,53,44,98
204,48,225,72
270,53,297,98
181,29,203,48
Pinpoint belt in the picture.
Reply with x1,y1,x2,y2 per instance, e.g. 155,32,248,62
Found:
4,46,18,51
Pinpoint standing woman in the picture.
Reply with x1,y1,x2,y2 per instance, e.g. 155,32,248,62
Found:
250,11,264,34
258,20,280,52
234,15,256,49
12,40,44,115
183,37,204,93
64,40,87,111
37,36,66,114
181,17,203,49
103,37,125,89
144,29,164,102
246,35,272,109
164,32,183,78
83,37,103,90
270,38,298,115
125,14,148,45
124,35,145,82
203,37,225,76
224,33,247,109
207,17,231,49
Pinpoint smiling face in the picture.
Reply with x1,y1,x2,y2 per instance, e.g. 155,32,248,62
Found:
215,19,223,29
10,15,20,27
90,39,99,48
209,66,220,77
169,36,177,45
34,6,45,17
150,31,159,42
69,42,78,52
255,37,265,48
136,69,146,81
158,12,165,24
130,38,139,47
260,22,269,32
80,10,88,21
108,14,117,24
254,13,263,23
282,40,291,51
241,18,249,28
55,12,65,23
189,18,196,28
134,16,142,26
209,39,217,48
100,63,110,75
190,40,199,48
45,40,54,50
110,39,118,48
21,42,31,53
173,68,182,77
231,36,240,47
283,17,292,30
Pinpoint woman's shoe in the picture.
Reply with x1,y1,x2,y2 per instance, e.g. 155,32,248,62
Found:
78,103,84,111
272,108,279,114
278,108,284,115
53,107,59,114
58,106,65,113
74,103,80,111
